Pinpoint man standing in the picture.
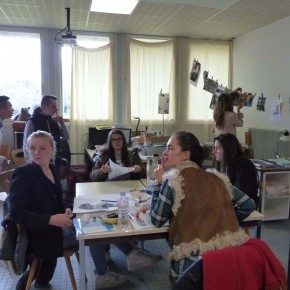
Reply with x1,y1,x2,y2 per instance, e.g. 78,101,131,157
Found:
23,95,69,166
0,95,14,142
0,95,14,168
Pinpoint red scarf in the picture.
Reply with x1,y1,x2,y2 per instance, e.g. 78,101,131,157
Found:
203,238,286,290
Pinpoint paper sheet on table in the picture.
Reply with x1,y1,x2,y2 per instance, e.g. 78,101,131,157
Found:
0,192,7,202
108,158,133,180
73,197,118,214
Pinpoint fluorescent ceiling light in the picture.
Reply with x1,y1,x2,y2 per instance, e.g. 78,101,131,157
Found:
91,0,139,15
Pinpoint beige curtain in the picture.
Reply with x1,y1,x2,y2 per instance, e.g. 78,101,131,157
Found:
177,38,231,141
129,39,175,135
70,45,113,164
178,38,231,121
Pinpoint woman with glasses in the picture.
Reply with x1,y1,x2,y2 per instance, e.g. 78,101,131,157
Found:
89,129,162,288
89,128,145,181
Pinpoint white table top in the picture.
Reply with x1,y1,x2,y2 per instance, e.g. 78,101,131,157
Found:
76,180,145,197
75,180,264,240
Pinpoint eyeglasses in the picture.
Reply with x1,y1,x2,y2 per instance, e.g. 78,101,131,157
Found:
111,138,123,143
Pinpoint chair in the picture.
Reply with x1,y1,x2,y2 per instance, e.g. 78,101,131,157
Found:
12,121,26,149
173,239,286,290
0,169,14,194
25,248,80,290
172,259,203,290
11,149,26,167
0,144,11,159
59,139,89,206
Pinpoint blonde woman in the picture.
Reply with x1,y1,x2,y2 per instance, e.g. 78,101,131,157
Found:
10,131,73,289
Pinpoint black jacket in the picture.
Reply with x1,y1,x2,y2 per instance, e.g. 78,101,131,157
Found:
228,158,259,206
28,107,61,147
9,162,64,259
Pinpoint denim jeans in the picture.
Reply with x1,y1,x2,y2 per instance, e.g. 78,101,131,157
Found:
89,244,108,275
89,242,134,275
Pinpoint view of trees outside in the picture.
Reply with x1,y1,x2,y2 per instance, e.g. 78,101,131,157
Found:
0,31,41,118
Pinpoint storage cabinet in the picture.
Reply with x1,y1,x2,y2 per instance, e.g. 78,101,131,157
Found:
258,170,290,221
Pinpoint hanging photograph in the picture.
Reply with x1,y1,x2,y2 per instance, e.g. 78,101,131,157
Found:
189,58,201,87
271,95,282,121
203,71,218,94
243,93,256,107
209,84,230,110
158,93,169,114
256,94,266,111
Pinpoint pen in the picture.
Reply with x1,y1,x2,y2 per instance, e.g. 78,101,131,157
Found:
101,199,117,202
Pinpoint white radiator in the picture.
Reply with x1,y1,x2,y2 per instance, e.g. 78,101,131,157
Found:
249,128,290,159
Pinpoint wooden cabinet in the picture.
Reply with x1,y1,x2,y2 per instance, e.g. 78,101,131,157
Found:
257,168,290,221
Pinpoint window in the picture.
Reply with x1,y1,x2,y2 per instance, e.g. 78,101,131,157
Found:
0,31,41,117
129,38,175,123
187,41,230,121
61,35,110,118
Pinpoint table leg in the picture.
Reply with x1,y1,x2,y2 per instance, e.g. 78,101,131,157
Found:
256,221,262,239
79,240,86,290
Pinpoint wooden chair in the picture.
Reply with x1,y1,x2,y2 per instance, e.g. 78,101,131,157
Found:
25,248,80,290
11,148,26,167
0,169,14,193
0,144,11,160
12,121,26,149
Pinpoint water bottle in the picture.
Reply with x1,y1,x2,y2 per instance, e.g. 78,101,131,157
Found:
146,154,159,185
117,192,130,230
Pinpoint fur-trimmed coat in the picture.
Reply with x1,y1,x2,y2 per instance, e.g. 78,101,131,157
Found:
151,161,249,277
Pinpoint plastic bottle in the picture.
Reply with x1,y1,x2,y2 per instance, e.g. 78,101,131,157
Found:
146,154,159,186
117,192,130,230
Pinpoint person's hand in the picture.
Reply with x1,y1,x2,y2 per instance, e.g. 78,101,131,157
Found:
154,164,165,185
101,162,111,174
65,208,73,217
131,165,142,173
237,98,244,111
54,114,64,123
49,213,73,228
1,158,9,169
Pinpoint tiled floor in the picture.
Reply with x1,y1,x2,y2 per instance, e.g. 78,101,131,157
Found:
1,217,290,289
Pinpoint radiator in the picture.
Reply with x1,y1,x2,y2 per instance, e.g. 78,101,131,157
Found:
249,128,290,159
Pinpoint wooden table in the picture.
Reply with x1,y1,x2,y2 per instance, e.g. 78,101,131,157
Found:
75,180,264,290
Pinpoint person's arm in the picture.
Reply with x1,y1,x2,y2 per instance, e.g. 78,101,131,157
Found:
232,112,243,127
231,185,256,222
228,161,259,207
130,148,146,178
59,120,69,140
235,101,244,126
150,179,174,227
9,167,52,229
10,167,72,229
89,158,109,182
23,120,34,160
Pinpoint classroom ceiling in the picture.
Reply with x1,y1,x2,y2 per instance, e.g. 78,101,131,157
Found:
1,0,290,40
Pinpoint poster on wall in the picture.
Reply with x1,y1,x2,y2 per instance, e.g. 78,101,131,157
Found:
271,95,282,121
256,94,266,111
203,71,218,94
209,84,230,110
158,92,170,114
189,58,201,86
243,93,256,107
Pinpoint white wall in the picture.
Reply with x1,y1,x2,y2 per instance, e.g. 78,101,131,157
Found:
233,16,290,143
